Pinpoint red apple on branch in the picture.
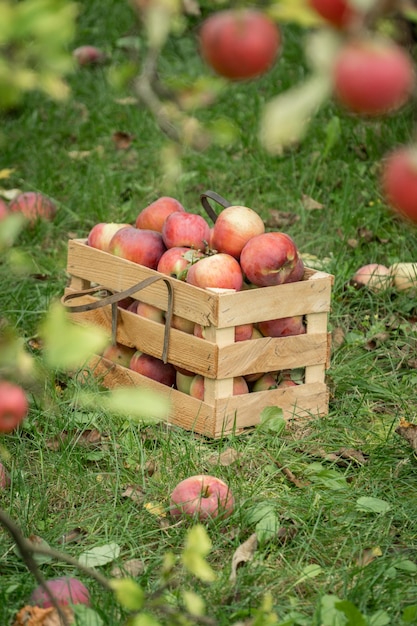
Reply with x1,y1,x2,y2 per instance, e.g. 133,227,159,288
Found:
135,196,186,232
108,227,166,269
0,381,29,433
240,232,300,287
170,474,234,520
186,253,244,291
199,9,281,81
211,205,265,258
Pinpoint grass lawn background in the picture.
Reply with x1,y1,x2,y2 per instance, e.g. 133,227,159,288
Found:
1,1,417,624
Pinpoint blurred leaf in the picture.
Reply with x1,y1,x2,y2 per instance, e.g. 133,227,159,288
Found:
260,74,331,155
268,0,325,26
129,614,162,626
323,116,341,158
368,610,390,626
0,213,26,251
182,590,205,616
110,578,145,611
144,501,166,517
259,406,286,434
181,525,216,582
294,564,323,585
256,510,280,545
0,168,14,179
301,194,324,210
335,600,367,625
79,542,121,567
305,463,349,490
72,604,104,626
98,387,169,422
304,29,342,73
356,497,392,514
402,604,417,623
41,301,109,370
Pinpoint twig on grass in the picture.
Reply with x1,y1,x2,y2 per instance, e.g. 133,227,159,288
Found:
264,451,309,488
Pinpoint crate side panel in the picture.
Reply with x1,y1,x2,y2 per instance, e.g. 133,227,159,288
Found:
213,383,329,436
216,333,329,378
67,240,219,326
86,356,217,437
64,291,219,377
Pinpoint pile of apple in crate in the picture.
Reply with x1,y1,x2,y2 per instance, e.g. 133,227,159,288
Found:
63,193,333,438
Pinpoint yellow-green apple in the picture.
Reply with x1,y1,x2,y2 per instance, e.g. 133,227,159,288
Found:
129,351,176,387
211,205,265,259
194,322,253,342
240,232,300,287
381,146,417,223
108,227,166,269
170,474,234,520
136,301,165,323
252,372,278,392
389,262,417,293
135,196,186,232
351,264,392,292
9,191,57,224
0,198,8,219
73,45,106,66
30,577,90,608
332,37,415,117
162,212,211,250
171,314,195,334
308,0,360,29
176,370,195,394
0,381,28,433
87,222,131,252
258,315,306,337
199,9,281,81
186,253,244,291
102,343,136,368
189,374,248,400
157,246,204,280
0,462,10,489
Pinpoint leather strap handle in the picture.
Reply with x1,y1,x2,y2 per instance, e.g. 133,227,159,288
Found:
61,275,174,363
200,190,232,223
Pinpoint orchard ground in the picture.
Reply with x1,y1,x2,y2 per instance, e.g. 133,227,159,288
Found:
2,2,417,624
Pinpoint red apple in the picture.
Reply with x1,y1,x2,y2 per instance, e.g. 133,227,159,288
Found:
240,232,299,287
9,192,57,224
170,474,234,520
108,227,166,269
0,198,9,219
171,314,195,334
308,0,360,29
194,322,253,342
186,253,243,291
136,301,165,323
162,212,211,251
129,351,176,387
258,315,306,338
285,256,305,283
211,205,265,259
277,379,297,388
87,222,131,252
199,9,281,81
0,462,11,489
189,374,248,400
102,343,136,368
252,372,278,392
351,264,392,292
30,577,90,608
157,246,204,280
73,45,106,66
135,196,186,232
332,37,415,117
0,381,28,433
381,145,417,223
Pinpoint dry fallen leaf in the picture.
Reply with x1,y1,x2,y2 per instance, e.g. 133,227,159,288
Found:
207,447,242,467
13,605,74,625
265,209,299,229
331,327,345,350
301,194,324,210
396,418,417,453
112,131,134,150
122,484,145,504
229,533,258,582
111,557,145,578
356,546,382,567
144,501,166,517
57,527,87,545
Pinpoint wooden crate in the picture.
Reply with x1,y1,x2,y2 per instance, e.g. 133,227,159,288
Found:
63,239,333,438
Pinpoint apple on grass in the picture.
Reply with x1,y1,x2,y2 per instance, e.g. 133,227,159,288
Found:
0,381,29,433
170,475,234,521
87,222,131,252
73,45,106,66
162,212,211,251
30,577,90,608
211,205,265,258
9,191,57,224
108,226,166,269
351,264,392,292
186,253,244,291
240,232,300,287
135,196,186,232
258,315,306,338
199,9,281,81
129,351,176,387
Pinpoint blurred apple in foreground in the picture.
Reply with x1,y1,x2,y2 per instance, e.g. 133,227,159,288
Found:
129,351,176,387
135,196,186,232
186,253,243,291
9,191,57,224
170,474,234,520
308,0,360,29
0,381,28,433
240,232,300,287
351,264,392,292
30,576,90,608
381,145,417,223
87,222,131,252
73,45,106,66
108,227,166,269
211,205,265,258
258,315,306,338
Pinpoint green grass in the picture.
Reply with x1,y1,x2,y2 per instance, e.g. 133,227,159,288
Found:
2,2,417,625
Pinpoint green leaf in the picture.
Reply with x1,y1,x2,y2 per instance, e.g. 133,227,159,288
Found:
0,213,26,251
41,300,109,370
181,525,216,582
79,542,121,567
72,605,104,626
259,406,286,434
335,600,367,626
368,609,391,626
320,594,347,626
110,578,145,611
256,510,280,545
246,502,276,526
305,463,349,490
356,497,392,514
293,564,322,586
182,590,205,616
401,604,417,623
323,116,341,158
392,559,417,573
101,387,169,422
